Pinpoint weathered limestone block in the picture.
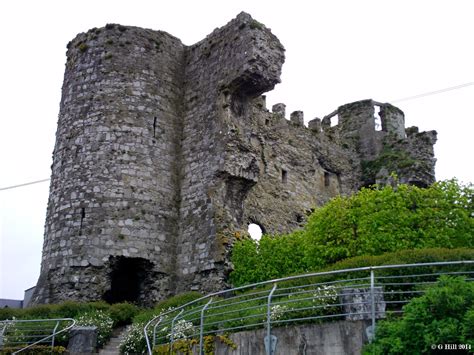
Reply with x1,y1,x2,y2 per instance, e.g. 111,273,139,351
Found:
340,287,386,321
308,118,322,132
290,111,304,126
68,326,97,354
272,103,286,117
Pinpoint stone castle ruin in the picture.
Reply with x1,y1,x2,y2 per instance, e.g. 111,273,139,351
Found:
32,13,436,305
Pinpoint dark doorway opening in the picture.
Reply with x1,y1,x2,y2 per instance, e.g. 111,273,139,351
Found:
103,256,152,304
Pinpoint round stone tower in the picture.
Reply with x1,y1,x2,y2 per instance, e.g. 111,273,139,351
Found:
33,24,186,305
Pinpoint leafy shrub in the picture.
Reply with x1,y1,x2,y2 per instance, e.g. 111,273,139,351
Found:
230,231,307,286
0,300,111,321
109,302,140,326
230,179,474,286
75,310,113,347
303,180,473,268
0,307,21,321
0,345,66,354
154,292,204,314
363,276,474,354
133,292,203,324
232,245,474,287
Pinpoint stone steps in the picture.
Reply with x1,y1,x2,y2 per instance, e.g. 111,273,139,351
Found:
98,326,127,355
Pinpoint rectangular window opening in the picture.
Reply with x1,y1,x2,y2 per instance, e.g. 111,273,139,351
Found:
324,172,330,187
282,169,288,184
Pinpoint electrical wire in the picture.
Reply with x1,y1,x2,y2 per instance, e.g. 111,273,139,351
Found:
0,178,50,191
2,83,473,192
391,82,474,103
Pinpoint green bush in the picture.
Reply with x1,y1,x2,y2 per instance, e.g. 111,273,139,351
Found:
363,276,474,354
154,292,204,313
230,180,474,286
303,180,473,268
0,307,21,321
230,231,307,286
109,302,140,326
0,300,111,321
0,345,66,354
133,291,204,323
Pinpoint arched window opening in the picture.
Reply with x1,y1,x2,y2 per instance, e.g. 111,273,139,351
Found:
248,223,263,241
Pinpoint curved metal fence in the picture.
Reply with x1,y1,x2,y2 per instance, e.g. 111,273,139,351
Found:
144,260,474,355
0,318,75,354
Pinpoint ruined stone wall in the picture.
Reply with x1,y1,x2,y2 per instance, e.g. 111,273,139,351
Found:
176,14,285,292
33,13,437,305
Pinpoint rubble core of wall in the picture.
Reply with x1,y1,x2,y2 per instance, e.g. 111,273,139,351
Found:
32,12,437,305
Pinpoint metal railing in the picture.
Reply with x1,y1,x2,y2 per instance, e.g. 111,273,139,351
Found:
144,260,473,354
0,318,76,354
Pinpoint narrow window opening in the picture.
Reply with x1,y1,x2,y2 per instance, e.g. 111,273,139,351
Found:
79,207,85,235
330,114,339,127
265,118,270,125
374,106,382,131
282,169,288,183
248,223,263,241
324,172,330,187
153,117,157,138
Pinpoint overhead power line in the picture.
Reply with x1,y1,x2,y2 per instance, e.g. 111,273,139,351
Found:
391,82,474,103
0,178,50,191
2,82,473,193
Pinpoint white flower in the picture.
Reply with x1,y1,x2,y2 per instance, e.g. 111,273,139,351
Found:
270,304,288,321
167,319,194,340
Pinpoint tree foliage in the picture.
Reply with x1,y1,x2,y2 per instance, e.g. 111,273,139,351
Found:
230,180,473,286
362,276,474,354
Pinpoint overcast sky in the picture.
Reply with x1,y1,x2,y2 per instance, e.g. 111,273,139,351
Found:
1,0,473,300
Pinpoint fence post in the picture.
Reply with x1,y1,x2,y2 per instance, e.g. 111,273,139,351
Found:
199,299,213,355
370,268,376,341
169,309,184,353
266,283,278,355
51,320,60,349
152,317,163,350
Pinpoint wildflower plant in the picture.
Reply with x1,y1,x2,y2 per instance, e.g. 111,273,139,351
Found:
269,304,288,321
313,285,338,304
168,319,195,340
76,310,113,347
120,322,150,354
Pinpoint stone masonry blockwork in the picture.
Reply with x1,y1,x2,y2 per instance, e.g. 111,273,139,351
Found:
32,13,436,305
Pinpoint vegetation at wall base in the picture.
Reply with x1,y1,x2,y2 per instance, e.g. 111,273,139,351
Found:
362,276,474,355
0,345,67,354
0,301,140,351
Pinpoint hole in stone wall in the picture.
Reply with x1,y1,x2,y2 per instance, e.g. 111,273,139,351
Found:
331,114,339,127
324,172,330,187
374,106,382,131
295,213,304,223
103,256,152,304
409,180,428,188
248,223,263,241
153,117,157,138
79,207,85,236
282,169,288,183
